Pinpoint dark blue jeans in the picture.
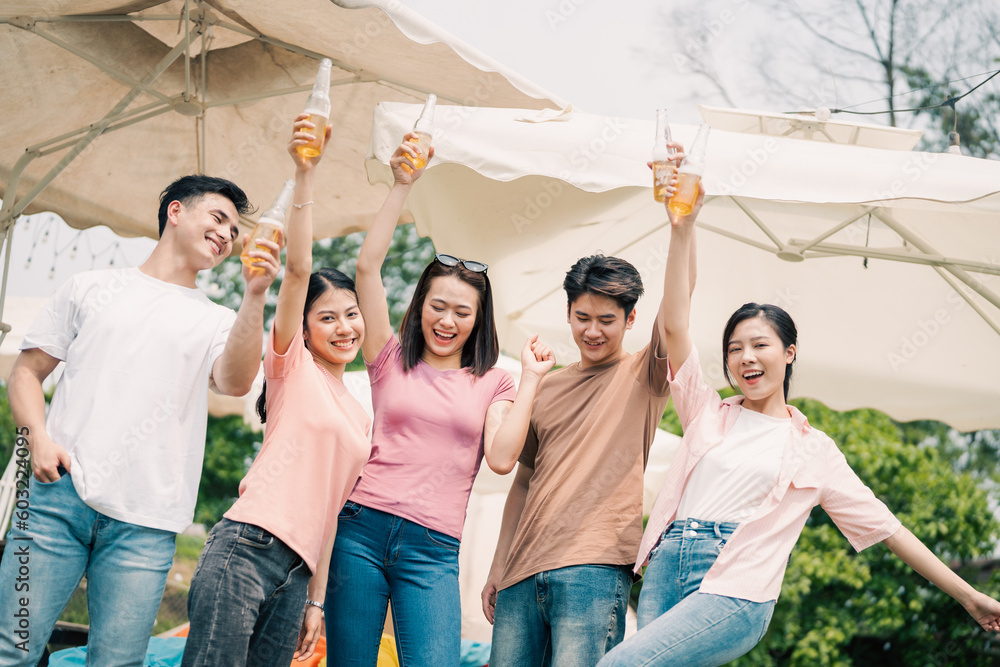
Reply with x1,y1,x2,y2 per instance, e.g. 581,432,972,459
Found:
182,518,310,667
325,502,461,666
489,564,633,667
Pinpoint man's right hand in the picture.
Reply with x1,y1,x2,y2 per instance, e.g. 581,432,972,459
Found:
29,432,72,483
481,573,500,624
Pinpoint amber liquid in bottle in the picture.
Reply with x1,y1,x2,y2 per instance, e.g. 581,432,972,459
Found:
296,113,328,158
668,172,702,216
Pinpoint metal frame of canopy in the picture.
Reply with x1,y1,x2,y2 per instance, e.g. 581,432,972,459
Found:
695,105,1000,334
0,0,561,348
366,102,1000,428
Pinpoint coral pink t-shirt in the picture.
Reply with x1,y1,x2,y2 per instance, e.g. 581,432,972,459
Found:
349,336,516,539
226,324,372,574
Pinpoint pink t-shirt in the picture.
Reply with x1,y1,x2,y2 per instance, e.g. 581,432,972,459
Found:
349,336,516,538
226,324,372,574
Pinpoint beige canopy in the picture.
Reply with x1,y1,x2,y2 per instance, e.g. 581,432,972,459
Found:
0,0,563,344
367,102,1000,431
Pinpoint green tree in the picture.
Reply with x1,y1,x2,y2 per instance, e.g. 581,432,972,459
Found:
194,415,262,527
199,223,435,333
904,66,1000,158
0,384,18,468
732,400,1000,666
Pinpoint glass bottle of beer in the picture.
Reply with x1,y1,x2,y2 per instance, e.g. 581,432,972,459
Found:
297,59,332,158
668,124,710,216
652,109,677,202
241,179,295,272
406,93,437,171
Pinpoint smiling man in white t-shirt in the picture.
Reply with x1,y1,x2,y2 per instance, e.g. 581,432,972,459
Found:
0,175,281,666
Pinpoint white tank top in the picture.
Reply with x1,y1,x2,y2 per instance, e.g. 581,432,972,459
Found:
676,407,792,524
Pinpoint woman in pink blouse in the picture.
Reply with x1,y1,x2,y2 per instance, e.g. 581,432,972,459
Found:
599,173,1000,666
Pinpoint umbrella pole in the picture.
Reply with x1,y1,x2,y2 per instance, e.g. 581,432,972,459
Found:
0,223,13,348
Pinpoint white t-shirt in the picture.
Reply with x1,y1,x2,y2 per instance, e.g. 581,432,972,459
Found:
22,267,237,532
676,408,792,524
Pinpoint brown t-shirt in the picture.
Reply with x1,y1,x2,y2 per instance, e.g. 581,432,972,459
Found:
499,324,671,590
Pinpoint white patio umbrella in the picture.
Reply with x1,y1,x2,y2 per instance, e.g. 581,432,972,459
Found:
366,102,1000,431
0,0,563,344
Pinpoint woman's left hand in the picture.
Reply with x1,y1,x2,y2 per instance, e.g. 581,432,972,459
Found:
293,604,324,661
965,590,1000,632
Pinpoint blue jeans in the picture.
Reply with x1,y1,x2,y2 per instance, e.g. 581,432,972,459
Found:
490,564,632,667
182,518,310,667
325,502,461,666
598,519,775,667
0,473,175,666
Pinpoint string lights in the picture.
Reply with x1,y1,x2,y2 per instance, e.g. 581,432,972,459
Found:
20,212,127,280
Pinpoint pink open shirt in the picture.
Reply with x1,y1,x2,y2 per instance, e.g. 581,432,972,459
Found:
637,345,901,602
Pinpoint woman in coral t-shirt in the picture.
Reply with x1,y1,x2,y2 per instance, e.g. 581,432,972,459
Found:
183,115,371,666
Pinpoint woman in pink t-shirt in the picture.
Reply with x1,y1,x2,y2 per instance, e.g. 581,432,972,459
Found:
183,115,372,666
323,134,555,665
598,166,1000,666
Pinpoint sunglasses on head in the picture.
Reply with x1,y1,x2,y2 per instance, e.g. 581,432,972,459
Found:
435,253,488,273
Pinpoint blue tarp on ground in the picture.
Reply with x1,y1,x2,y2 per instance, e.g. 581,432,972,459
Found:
49,637,187,666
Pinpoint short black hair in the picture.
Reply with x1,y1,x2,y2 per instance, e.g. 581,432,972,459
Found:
563,254,644,315
157,175,253,237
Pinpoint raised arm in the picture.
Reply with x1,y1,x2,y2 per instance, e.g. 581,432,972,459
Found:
272,114,331,356
883,526,1000,632
654,150,705,373
9,349,67,482
211,214,283,395
357,133,434,362
482,463,534,623
482,335,555,474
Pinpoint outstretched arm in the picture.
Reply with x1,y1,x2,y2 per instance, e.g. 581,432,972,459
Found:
652,144,706,373
212,231,282,396
482,336,555,474
357,133,434,362
883,526,1000,632
272,113,331,356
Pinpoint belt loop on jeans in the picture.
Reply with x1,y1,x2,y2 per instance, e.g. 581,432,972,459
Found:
713,522,722,539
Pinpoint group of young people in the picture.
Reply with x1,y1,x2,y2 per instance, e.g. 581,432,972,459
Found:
1,107,998,667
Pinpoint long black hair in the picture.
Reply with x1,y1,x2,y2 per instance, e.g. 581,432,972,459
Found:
398,259,498,377
256,269,358,423
722,302,798,400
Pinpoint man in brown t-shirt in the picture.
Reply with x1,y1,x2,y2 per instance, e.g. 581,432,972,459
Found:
484,253,680,666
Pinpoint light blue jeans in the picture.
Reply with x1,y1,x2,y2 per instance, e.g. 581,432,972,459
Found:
599,519,775,667
489,564,632,667
325,502,462,666
181,518,310,667
0,472,176,666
